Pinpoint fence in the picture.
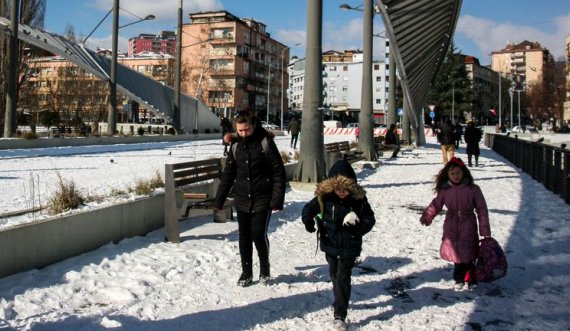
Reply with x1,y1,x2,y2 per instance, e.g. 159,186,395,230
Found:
491,134,570,204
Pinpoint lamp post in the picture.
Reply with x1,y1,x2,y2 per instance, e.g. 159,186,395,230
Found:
173,0,183,132
280,42,300,130
82,1,154,135
508,82,515,130
340,0,376,161
452,80,455,123
267,65,271,125
3,0,19,137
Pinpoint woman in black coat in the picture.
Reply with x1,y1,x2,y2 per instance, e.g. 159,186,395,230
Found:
214,110,286,287
463,120,482,167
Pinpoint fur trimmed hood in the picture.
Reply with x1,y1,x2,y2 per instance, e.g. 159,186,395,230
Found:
315,175,366,200
315,160,365,200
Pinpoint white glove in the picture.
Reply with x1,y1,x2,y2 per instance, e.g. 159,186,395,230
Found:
343,211,360,226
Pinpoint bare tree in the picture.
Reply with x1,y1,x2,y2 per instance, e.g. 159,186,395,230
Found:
526,58,566,125
0,0,46,134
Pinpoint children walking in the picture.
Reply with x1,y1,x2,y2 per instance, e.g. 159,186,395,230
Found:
419,157,490,290
301,160,376,329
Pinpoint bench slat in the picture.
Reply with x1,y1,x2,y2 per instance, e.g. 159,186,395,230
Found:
175,172,220,187
183,192,208,199
171,158,220,170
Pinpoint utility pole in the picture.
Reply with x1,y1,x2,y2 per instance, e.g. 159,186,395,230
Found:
3,0,19,137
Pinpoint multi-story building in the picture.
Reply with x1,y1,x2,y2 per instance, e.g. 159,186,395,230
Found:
127,31,176,57
287,49,388,124
182,11,290,122
491,40,553,86
562,34,570,125
22,52,175,126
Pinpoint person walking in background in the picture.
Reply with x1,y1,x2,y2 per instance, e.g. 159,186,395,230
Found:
383,123,401,158
287,116,301,149
464,120,482,167
419,157,490,290
220,116,234,155
214,110,286,287
354,126,360,142
301,160,376,329
438,119,455,164
453,122,463,149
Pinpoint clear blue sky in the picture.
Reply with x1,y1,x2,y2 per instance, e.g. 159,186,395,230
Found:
43,0,570,65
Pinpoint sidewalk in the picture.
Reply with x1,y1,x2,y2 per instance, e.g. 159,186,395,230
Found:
0,135,568,330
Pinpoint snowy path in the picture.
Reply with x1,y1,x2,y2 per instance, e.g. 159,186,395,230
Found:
0,136,569,330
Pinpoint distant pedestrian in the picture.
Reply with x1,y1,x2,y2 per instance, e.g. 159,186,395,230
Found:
453,122,463,149
463,120,482,167
383,123,401,158
220,116,234,155
438,119,455,164
214,110,286,287
287,117,301,149
302,160,376,329
354,126,360,142
419,157,491,290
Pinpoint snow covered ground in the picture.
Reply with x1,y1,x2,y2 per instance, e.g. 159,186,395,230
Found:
0,134,569,330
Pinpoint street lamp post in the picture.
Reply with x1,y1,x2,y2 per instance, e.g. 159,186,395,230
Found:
82,0,154,135
267,65,271,125
508,83,515,130
340,0,376,161
173,0,183,133
452,80,455,123
280,42,300,130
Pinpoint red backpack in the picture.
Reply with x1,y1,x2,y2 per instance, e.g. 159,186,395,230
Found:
475,237,508,282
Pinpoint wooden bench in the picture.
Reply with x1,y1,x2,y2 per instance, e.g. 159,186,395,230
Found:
325,141,364,164
164,158,233,243
374,137,390,157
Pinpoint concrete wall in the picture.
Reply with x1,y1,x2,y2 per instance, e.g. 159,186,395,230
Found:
0,195,164,279
0,163,298,279
0,133,219,151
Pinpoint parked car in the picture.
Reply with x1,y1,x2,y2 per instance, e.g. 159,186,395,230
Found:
261,121,279,130
346,123,359,129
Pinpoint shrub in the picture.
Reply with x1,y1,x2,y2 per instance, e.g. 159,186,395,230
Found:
22,131,38,140
129,171,164,196
47,175,84,215
280,151,289,163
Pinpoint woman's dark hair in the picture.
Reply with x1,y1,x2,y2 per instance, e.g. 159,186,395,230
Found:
233,110,258,127
389,123,397,130
433,157,474,193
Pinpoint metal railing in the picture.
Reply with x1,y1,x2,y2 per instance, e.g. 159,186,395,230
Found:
491,134,570,204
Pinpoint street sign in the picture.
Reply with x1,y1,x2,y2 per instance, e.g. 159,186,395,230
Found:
429,111,435,118
397,108,404,116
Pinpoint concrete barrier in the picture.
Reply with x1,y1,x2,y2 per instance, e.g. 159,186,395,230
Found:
0,133,219,151
0,195,164,279
0,162,298,279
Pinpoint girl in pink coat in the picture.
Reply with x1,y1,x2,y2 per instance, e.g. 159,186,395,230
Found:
420,157,491,290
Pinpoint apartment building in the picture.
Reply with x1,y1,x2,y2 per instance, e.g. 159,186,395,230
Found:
491,40,553,86
127,31,176,57
288,49,388,124
23,52,175,125
182,11,290,122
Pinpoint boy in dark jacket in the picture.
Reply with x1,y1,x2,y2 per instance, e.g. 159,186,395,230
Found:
301,160,375,328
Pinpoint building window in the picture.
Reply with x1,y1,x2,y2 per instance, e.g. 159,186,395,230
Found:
376,76,382,82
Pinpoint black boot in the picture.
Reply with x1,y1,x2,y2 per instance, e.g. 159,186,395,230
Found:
238,262,253,287
260,259,270,285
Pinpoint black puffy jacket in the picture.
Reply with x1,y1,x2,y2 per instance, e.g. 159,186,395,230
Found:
214,127,286,213
301,160,375,259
